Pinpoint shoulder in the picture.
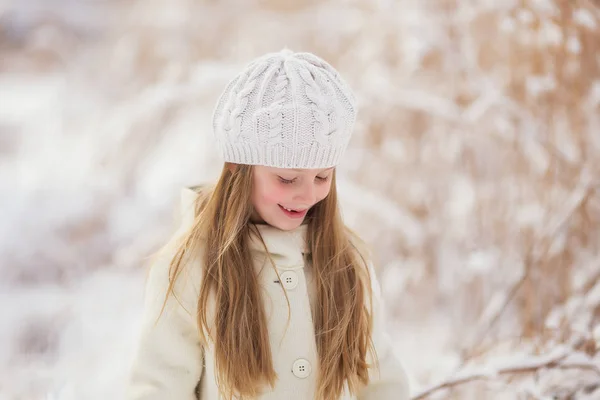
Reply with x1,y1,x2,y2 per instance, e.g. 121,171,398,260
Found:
173,184,213,270
343,227,385,302
179,184,214,228
145,185,212,313
344,226,373,266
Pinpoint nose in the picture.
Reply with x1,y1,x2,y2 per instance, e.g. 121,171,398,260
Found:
295,181,316,206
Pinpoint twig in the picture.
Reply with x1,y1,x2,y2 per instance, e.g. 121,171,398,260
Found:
412,350,570,400
464,272,527,356
557,362,600,376
464,166,595,358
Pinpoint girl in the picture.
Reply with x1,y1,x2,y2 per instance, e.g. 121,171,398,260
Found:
125,49,410,400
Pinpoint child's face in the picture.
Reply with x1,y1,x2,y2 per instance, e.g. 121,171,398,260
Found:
251,165,334,231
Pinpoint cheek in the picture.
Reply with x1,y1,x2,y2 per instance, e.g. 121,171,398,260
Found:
254,179,288,207
262,185,289,204
315,182,332,202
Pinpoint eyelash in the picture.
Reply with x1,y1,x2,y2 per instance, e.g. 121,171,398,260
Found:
279,177,295,184
278,176,329,184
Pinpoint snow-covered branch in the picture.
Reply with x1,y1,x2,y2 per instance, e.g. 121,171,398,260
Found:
412,347,599,400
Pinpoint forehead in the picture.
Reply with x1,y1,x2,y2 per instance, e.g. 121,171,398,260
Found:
255,166,334,175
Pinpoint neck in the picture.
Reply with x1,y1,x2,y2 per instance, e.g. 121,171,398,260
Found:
250,209,266,224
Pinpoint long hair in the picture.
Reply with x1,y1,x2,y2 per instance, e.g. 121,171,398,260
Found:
163,163,377,400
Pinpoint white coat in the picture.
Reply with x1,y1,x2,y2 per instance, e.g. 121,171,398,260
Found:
125,186,410,400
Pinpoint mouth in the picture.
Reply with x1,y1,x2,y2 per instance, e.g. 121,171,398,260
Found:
278,204,308,219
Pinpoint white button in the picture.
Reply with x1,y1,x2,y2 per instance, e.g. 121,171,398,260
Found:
292,358,311,379
280,271,298,290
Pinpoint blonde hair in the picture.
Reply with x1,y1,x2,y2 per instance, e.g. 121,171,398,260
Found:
164,163,377,400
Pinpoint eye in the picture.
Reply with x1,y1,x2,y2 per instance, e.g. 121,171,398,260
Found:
316,175,329,183
278,176,296,184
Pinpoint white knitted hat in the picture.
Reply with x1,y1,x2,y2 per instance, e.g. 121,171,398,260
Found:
212,49,356,169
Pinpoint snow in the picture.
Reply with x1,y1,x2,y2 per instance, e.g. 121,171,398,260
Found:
338,178,425,249
525,74,557,97
574,8,597,30
517,9,536,25
1,0,599,399
567,35,582,54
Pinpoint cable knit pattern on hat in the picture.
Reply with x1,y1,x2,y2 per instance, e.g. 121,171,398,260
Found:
212,49,357,169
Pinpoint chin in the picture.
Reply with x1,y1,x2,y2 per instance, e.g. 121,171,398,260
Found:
269,217,303,231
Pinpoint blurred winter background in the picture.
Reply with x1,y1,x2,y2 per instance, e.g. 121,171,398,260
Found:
1,0,600,399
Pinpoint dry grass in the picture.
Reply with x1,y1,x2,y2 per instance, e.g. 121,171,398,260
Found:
1,0,599,398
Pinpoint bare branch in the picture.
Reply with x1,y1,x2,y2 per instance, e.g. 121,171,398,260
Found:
412,349,574,400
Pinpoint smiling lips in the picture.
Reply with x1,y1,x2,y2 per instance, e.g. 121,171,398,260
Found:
280,205,305,212
278,204,308,219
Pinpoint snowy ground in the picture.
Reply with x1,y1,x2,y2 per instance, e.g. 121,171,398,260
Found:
1,0,599,399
